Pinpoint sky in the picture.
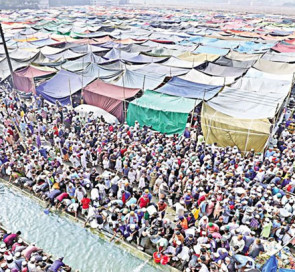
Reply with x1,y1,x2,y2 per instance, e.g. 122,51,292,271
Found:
131,0,289,4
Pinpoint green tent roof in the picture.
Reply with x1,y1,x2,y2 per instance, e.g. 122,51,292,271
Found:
127,90,197,135
130,90,197,113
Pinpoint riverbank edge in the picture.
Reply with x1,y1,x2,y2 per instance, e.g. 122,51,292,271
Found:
0,224,62,268
0,178,180,272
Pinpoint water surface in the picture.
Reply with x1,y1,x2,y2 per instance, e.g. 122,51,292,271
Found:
0,184,158,272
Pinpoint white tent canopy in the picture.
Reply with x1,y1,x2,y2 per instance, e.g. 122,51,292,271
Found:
253,59,295,75
231,77,291,95
245,68,294,82
75,104,119,124
207,87,287,119
180,69,235,85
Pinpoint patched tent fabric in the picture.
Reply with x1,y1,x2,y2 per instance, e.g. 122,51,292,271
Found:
111,69,165,90
70,44,109,54
124,54,168,64
62,61,90,72
9,49,39,61
13,65,56,93
36,69,95,105
214,56,256,68
83,79,140,121
122,44,151,53
197,63,248,78
155,77,221,100
235,41,275,53
76,63,123,81
253,59,295,75
178,52,219,62
30,38,59,48
161,56,200,68
262,52,295,63
149,47,184,57
32,53,65,67
0,58,30,81
46,50,85,61
272,43,295,53
206,88,287,119
41,46,66,55
245,68,294,81
104,49,138,60
180,69,235,85
232,77,291,95
132,63,189,77
193,45,229,56
201,103,271,152
76,53,105,64
127,90,195,135
226,50,262,61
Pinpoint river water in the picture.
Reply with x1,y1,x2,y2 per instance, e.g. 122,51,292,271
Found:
0,184,158,272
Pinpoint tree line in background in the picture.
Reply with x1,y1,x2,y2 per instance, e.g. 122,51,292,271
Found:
0,0,39,9
49,0,90,7
0,0,91,9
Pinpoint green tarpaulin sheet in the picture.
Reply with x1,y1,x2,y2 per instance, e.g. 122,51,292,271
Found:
127,90,197,135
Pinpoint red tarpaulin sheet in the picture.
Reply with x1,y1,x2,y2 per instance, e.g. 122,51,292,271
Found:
83,79,140,122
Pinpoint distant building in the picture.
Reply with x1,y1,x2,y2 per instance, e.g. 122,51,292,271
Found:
39,0,49,8
90,0,128,5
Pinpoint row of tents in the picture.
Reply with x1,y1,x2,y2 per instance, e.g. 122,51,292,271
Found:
1,6,295,152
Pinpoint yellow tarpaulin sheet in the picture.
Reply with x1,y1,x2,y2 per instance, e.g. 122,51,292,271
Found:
178,52,219,62
201,103,271,152
226,50,262,61
254,59,295,75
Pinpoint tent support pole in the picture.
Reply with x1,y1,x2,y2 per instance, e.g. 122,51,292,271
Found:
123,72,126,121
81,56,85,105
0,23,14,88
190,99,197,128
142,75,146,91
69,79,73,109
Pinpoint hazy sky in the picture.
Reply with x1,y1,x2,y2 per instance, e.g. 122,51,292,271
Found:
132,0,287,3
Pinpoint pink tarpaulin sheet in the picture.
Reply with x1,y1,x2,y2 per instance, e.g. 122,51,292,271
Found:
13,66,55,93
272,43,295,53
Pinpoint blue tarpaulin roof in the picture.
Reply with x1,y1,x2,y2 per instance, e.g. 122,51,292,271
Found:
104,49,167,64
188,36,218,44
36,69,95,105
235,41,274,53
203,39,240,49
125,54,168,64
30,38,59,48
154,77,221,100
193,45,229,56
111,69,165,90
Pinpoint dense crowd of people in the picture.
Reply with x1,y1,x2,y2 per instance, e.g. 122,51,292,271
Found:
1,90,295,272
0,228,71,272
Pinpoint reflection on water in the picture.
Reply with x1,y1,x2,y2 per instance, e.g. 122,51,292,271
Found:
0,184,158,272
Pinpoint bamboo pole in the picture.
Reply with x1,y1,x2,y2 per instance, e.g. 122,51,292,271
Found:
68,79,73,109
0,23,14,88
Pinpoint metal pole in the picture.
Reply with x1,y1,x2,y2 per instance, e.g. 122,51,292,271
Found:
69,79,73,109
190,99,197,128
142,75,146,91
0,23,14,87
123,73,126,120
123,63,127,120
119,32,122,62
81,56,85,105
